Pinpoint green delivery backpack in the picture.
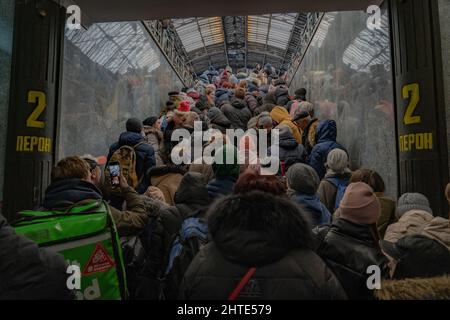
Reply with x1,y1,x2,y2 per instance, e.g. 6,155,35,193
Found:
13,200,128,300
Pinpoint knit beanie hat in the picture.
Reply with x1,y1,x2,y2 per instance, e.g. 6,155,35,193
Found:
126,118,143,133
286,163,319,195
175,101,191,115
143,116,158,127
326,149,349,174
396,193,432,218
339,182,381,225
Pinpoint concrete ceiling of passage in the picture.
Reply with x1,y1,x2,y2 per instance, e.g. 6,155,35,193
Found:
62,0,384,24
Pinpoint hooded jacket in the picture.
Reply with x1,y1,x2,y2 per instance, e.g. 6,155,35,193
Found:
109,131,156,193
314,218,389,300
215,88,232,106
207,107,232,133
0,214,73,300
274,86,290,107
43,179,148,236
290,192,331,228
270,125,307,171
146,172,211,284
221,98,252,130
384,210,450,250
374,276,450,300
245,92,261,113
179,191,347,300
270,107,302,144
308,120,346,179
147,165,187,206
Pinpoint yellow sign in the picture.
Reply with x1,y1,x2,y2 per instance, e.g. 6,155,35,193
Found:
399,133,433,152
16,136,52,153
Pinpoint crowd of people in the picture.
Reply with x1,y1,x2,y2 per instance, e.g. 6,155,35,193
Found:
1,64,450,300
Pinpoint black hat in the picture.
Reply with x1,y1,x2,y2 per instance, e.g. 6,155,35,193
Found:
168,91,179,96
143,116,158,127
380,235,450,279
292,110,310,122
126,118,143,133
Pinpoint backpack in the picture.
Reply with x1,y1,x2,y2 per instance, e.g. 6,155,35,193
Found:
13,200,128,300
326,177,349,211
162,214,209,299
107,142,144,188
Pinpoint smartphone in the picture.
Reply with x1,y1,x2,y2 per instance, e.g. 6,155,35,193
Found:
107,162,120,186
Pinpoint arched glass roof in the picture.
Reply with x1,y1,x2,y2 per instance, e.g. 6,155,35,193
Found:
169,13,308,75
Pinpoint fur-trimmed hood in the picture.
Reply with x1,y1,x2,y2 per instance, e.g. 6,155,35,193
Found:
207,191,313,266
375,276,450,300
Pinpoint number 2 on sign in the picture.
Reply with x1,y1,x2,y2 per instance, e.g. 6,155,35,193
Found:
402,83,421,125
27,91,46,128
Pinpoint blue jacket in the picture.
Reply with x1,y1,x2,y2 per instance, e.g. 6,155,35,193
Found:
207,177,236,200
308,120,346,179
108,131,156,193
290,192,331,228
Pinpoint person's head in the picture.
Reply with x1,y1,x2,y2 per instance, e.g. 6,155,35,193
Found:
126,118,143,134
234,167,286,196
143,116,159,128
174,101,191,125
380,235,450,279
212,144,240,180
291,110,310,130
165,101,176,112
326,149,350,175
257,112,273,131
234,87,246,100
295,88,307,100
205,87,215,101
339,182,381,225
350,168,386,194
168,91,180,102
286,163,320,195
299,101,315,118
81,154,106,186
396,193,433,219
51,156,91,183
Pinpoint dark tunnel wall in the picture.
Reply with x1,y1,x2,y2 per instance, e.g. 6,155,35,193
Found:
288,7,398,199
58,21,183,160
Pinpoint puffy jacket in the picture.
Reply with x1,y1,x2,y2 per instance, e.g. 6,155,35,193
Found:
274,86,290,107
207,107,232,133
308,120,346,179
0,214,73,300
315,218,389,300
270,107,302,144
179,192,347,300
148,165,187,206
221,98,252,130
290,192,331,228
143,127,164,166
245,92,261,113
215,88,232,106
207,177,236,200
384,210,450,250
269,126,307,171
43,179,147,237
109,131,156,193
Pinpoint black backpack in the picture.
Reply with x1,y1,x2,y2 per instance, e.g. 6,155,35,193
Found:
161,211,209,299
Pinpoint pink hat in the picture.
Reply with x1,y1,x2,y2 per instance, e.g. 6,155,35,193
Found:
175,101,191,115
339,182,381,225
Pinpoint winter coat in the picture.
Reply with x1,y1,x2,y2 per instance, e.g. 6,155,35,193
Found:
208,107,232,133
189,163,215,184
290,192,331,228
143,126,164,166
179,193,347,300
274,86,290,107
374,276,450,300
148,165,186,206
108,131,156,193
245,92,261,113
143,173,210,290
207,177,236,200
317,172,352,214
215,88,232,106
221,98,252,130
314,218,389,300
384,210,450,250
0,214,73,300
269,126,307,171
308,120,346,179
43,179,148,237
302,118,319,155
270,107,302,144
